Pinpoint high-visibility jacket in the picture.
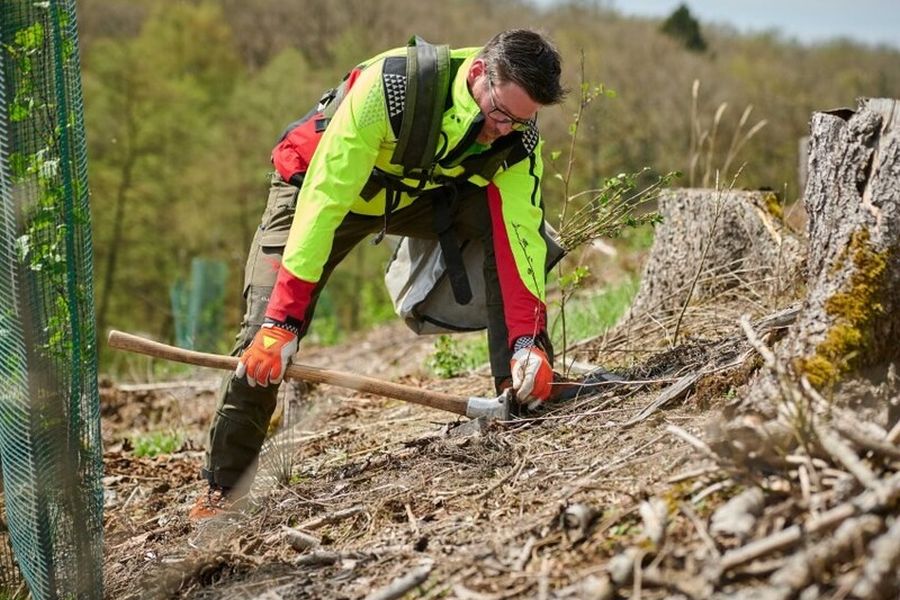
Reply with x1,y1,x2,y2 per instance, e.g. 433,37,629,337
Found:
265,46,548,347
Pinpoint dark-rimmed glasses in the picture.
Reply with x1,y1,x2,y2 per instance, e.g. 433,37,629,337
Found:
487,75,534,131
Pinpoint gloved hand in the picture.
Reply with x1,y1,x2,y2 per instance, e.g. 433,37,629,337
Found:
235,322,298,387
510,345,553,408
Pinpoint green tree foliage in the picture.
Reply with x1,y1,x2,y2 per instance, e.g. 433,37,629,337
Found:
660,4,707,52
77,0,900,365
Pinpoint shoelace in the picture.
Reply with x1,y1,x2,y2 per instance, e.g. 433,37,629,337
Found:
206,487,230,507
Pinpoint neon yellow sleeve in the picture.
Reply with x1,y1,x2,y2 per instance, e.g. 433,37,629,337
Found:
281,64,388,283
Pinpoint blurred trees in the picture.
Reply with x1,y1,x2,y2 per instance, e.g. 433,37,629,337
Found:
77,0,900,356
661,4,707,52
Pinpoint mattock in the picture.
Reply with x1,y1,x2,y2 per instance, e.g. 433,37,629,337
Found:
107,330,513,420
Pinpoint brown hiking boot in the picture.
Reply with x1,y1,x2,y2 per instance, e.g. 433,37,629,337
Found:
188,485,233,521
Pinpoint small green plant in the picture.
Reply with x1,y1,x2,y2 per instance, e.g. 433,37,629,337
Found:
426,334,488,379
132,431,183,457
549,278,639,349
548,55,675,368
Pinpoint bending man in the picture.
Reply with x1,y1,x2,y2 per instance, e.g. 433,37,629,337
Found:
191,29,566,519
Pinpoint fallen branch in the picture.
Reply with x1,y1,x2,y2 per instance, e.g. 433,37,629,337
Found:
835,422,900,460
280,526,320,552
852,514,900,599
299,506,364,531
623,374,701,427
473,454,527,501
814,423,882,492
667,464,720,484
294,550,340,567
512,536,537,572
719,471,900,572
766,515,882,598
680,503,720,560
888,419,900,445
364,562,433,600
665,425,717,462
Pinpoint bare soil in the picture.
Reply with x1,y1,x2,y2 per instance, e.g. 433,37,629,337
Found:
99,306,741,600
101,298,899,599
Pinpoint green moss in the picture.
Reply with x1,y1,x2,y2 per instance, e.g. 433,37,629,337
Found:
797,230,890,388
762,191,784,221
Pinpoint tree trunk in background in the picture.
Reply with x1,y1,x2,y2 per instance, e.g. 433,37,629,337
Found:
96,147,135,338
622,188,804,324
775,98,900,390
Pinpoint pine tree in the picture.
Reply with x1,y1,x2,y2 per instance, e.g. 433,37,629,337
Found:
661,4,707,52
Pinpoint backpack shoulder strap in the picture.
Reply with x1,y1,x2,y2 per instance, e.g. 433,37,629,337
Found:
387,36,451,174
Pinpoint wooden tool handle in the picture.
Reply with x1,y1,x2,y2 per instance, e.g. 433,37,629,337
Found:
107,330,468,416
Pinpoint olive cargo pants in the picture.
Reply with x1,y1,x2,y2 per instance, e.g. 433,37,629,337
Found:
202,173,534,489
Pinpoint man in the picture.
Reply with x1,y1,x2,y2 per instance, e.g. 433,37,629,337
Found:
190,29,566,519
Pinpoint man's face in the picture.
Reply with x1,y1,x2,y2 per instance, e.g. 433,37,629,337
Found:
470,62,540,145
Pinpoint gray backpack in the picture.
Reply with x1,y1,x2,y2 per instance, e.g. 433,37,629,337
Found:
384,225,566,335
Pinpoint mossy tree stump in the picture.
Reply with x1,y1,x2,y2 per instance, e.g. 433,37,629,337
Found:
780,98,900,388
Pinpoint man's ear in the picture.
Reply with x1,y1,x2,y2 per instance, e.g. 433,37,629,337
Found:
467,58,486,86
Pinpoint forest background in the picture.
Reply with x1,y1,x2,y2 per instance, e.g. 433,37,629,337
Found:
78,0,900,369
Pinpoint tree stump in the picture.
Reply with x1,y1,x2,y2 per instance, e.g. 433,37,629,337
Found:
778,98,900,389
622,188,803,327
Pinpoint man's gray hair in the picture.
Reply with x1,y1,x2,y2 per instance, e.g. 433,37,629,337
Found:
479,29,566,106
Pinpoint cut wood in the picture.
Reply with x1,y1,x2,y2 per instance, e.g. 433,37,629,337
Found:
299,506,364,531
719,471,900,572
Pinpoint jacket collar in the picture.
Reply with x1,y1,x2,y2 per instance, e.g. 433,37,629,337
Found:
450,55,482,125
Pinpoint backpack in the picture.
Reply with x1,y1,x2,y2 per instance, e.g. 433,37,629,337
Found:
272,36,452,186
273,36,541,200
384,224,565,335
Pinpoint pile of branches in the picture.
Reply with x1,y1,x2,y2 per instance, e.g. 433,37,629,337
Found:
563,315,899,600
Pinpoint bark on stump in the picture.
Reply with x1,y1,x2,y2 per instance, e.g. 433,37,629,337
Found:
735,97,900,421
780,98,900,389
621,188,803,328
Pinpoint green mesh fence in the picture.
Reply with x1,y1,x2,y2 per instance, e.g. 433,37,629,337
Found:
170,258,228,352
0,1,104,598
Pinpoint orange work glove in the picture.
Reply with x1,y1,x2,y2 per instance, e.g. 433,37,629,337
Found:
510,346,553,407
235,322,298,387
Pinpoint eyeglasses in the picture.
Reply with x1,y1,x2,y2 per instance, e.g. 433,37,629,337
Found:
486,75,534,132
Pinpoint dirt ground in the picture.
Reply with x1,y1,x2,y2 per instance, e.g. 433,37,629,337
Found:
100,291,899,599
98,304,744,600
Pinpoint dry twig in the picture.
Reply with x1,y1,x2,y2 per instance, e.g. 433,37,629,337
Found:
364,562,434,600
719,472,900,572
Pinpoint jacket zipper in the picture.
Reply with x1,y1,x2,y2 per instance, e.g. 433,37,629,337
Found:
439,114,485,168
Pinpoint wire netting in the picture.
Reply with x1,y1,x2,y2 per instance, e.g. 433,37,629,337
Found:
0,0,103,598
171,258,228,352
